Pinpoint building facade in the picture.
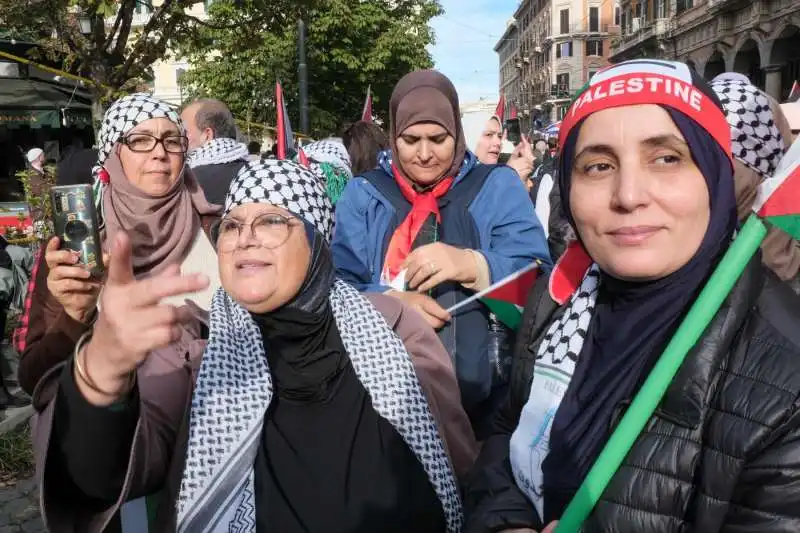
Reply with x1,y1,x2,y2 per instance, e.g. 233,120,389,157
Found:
611,0,800,102
496,0,620,127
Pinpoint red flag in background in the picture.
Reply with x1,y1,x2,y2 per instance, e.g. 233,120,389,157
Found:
275,80,295,160
788,81,800,104
495,93,506,121
362,85,374,122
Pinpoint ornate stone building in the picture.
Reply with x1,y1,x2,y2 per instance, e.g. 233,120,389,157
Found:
611,0,800,101
496,0,620,127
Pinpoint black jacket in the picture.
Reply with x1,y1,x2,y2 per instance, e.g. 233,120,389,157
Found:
192,160,246,206
464,258,800,533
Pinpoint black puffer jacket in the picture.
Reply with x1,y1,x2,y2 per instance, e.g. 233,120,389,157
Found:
464,258,800,533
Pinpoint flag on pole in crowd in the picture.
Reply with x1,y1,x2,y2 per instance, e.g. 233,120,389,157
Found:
362,85,374,122
446,261,540,330
495,93,506,122
275,80,294,160
753,137,800,238
788,81,800,104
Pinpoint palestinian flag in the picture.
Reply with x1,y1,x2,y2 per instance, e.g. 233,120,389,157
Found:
754,136,800,239
481,262,541,329
496,93,506,122
275,80,294,160
362,85,374,122
788,81,800,104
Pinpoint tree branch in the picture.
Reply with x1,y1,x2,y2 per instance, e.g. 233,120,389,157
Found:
111,0,136,57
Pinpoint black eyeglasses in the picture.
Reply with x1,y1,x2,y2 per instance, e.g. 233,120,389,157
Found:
122,133,189,154
216,213,298,252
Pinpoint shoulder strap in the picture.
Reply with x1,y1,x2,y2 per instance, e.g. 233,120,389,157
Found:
510,273,559,415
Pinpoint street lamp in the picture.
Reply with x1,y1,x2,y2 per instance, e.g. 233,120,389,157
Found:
77,14,92,35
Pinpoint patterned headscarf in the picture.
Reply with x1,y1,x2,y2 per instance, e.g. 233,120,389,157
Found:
177,160,462,532
93,93,182,181
711,79,786,178
224,159,334,240
186,137,250,169
302,139,353,205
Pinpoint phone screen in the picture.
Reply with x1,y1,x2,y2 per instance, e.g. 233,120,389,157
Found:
506,118,521,146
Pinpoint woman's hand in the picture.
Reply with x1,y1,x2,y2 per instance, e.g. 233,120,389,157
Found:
77,232,209,405
45,237,105,324
402,242,476,292
507,135,535,186
389,291,451,329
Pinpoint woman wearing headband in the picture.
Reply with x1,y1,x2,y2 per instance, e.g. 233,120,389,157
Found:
32,159,476,533
465,60,800,533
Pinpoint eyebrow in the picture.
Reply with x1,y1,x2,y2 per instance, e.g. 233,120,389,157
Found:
575,133,688,160
128,128,181,137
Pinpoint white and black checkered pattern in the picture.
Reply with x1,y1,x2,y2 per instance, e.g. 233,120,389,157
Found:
225,159,333,240
304,139,352,177
711,80,786,178
93,93,182,179
176,281,462,533
537,265,600,365
187,137,250,169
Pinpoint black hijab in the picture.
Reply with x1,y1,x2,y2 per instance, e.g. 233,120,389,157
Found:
541,108,738,520
252,223,349,402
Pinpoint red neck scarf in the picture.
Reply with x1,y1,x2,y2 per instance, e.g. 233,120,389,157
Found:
382,164,454,281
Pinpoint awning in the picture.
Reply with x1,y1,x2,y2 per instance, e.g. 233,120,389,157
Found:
0,77,92,129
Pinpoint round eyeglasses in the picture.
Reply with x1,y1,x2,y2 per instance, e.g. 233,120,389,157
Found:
121,133,189,154
215,213,298,252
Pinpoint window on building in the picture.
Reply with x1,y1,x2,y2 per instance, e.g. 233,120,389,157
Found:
589,7,599,32
676,0,693,13
556,41,573,58
176,68,186,86
556,73,570,96
586,40,603,56
135,1,153,14
560,9,569,34
656,0,666,19
615,5,621,26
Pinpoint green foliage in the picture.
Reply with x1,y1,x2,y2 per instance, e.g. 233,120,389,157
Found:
0,0,307,106
179,0,442,137
0,423,34,484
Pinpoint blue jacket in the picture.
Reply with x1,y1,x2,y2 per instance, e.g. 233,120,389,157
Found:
331,150,551,435
332,151,551,292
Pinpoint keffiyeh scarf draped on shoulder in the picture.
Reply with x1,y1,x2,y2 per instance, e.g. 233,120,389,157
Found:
187,137,250,169
176,159,462,533
303,139,353,205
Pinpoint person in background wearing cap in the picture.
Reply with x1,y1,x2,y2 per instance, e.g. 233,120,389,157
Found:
332,70,551,441
464,60,800,533
31,158,477,533
711,76,800,292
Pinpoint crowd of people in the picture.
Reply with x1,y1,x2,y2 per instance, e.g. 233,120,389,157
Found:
12,59,800,533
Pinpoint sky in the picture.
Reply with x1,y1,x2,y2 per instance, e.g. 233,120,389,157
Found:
428,0,520,105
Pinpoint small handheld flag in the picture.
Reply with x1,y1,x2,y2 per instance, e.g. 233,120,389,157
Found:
446,261,540,329
362,85,374,123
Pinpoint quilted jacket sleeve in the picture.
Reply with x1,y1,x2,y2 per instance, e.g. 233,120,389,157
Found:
723,404,800,532
463,396,544,533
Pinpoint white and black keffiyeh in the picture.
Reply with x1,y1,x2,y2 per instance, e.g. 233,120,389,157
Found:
224,159,334,240
711,80,786,177
178,156,461,532
91,93,182,213
93,93,182,180
303,139,352,178
187,137,250,169
509,266,600,515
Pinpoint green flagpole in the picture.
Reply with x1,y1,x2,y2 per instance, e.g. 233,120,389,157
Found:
555,215,768,533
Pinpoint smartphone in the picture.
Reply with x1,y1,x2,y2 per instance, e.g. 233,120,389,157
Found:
50,184,104,277
498,152,512,165
506,118,522,146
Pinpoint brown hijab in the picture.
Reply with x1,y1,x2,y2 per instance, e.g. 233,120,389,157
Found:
389,70,467,181
102,150,220,277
